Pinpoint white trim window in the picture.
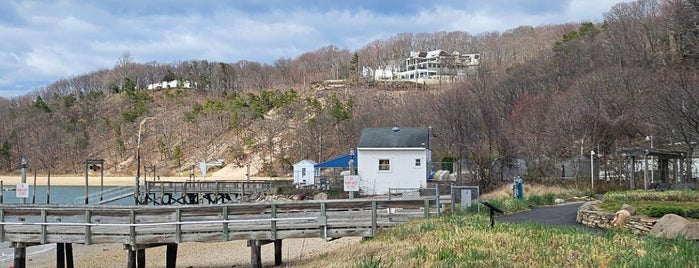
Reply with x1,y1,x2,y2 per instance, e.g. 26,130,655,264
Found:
378,159,391,171
415,158,421,167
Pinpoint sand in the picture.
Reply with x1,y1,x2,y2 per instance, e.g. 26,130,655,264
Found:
0,160,277,187
0,237,361,267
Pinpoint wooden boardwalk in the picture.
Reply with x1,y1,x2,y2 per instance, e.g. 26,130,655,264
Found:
0,198,438,267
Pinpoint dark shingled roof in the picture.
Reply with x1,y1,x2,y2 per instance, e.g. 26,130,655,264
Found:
357,127,430,149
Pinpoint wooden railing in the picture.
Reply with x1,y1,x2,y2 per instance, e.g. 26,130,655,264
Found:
143,180,276,194
0,198,436,246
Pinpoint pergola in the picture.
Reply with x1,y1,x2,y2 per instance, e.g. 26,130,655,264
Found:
617,147,686,190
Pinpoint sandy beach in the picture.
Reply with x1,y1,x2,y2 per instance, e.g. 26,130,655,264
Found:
0,161,285,187
0,237,361,267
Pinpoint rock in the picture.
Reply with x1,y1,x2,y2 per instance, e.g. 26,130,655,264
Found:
554,198,565,204
649,214,699,240
314,192,328,200
578,200,601,212
611,209,631,228
621,204,636,215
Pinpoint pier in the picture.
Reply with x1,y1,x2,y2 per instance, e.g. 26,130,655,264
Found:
0,198,438,267
138,180,279,205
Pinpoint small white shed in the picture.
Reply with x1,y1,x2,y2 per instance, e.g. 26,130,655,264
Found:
356,127,431,195
293,160,317,186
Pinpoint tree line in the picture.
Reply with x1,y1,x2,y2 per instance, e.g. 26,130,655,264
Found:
0,0,696,192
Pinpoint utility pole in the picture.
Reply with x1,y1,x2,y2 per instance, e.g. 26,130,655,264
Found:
135,117,156,204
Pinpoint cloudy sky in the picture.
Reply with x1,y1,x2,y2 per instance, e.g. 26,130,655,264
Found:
0,0,631,98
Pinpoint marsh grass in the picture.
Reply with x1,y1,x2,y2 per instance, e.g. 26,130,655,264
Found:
297,215,699,268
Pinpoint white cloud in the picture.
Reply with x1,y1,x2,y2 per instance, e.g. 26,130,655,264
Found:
0,0,633,97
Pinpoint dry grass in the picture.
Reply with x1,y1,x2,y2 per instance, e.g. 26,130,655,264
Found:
481,183,571,200
293,215,699,268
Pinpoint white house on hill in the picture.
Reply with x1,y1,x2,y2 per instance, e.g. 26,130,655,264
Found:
146,80,194,90
356,127,431,195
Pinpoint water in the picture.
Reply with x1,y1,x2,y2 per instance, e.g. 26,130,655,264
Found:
0,185,135,263
1,185,134,205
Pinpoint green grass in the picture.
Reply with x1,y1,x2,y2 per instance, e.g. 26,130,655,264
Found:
600,190,699,218
300,215,699,267
298,190,699,268
382,216,697,267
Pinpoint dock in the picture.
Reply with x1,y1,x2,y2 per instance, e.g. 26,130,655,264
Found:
139,180,280,205
0,198,439,268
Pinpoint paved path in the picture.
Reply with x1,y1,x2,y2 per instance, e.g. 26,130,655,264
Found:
496,202,597,230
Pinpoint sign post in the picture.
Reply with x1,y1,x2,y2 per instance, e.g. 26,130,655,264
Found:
19,157,27,204
199,162,207,180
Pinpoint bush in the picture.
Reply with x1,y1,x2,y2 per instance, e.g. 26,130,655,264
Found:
685,209,699,219
528,195,545,207
646,206,686,218
542,193,556,204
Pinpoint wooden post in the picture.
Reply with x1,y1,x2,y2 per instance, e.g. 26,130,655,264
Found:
57,243,65,268
32,169,37,204
274,239,282,265
128,248,136,268
137,249,146,268
166,244,178,268
371,201,377,236
222,206,229,241
53,243,74,268
175,208,182,243
47,168,51,204
424,199,430,218
85,159,89,204
270,204,277,240
14,243,26,268
66,243,74,268
250,240,262,268
85,210,92,245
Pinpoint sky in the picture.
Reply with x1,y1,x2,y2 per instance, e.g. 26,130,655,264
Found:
0,0,632,98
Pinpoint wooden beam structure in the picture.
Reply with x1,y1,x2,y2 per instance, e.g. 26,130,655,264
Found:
139,180,282,205
0,198,438,268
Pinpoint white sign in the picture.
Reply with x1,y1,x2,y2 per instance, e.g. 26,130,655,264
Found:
461,189,472,207
343,175,360,192
199,162,207,179
16,183,29,198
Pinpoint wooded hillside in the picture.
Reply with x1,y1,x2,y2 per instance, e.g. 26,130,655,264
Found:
0,0,697,191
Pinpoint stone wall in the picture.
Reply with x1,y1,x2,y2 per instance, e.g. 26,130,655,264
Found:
576,201,658,234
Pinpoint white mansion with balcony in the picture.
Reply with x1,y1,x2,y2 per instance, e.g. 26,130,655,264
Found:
367,50,480,84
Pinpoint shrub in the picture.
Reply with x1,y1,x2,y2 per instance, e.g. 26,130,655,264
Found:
646,206,685,218
528,195,545,207
685,209,699,219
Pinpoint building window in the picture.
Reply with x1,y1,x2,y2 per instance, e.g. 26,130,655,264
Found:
415,159,421,167
302,168,306,176
379,159,391,171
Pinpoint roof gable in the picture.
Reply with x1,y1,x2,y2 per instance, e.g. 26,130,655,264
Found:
293,160,317,166
357,127,430,149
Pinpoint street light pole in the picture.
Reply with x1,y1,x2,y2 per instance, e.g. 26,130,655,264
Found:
135,117,156,204
646,135,654,183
